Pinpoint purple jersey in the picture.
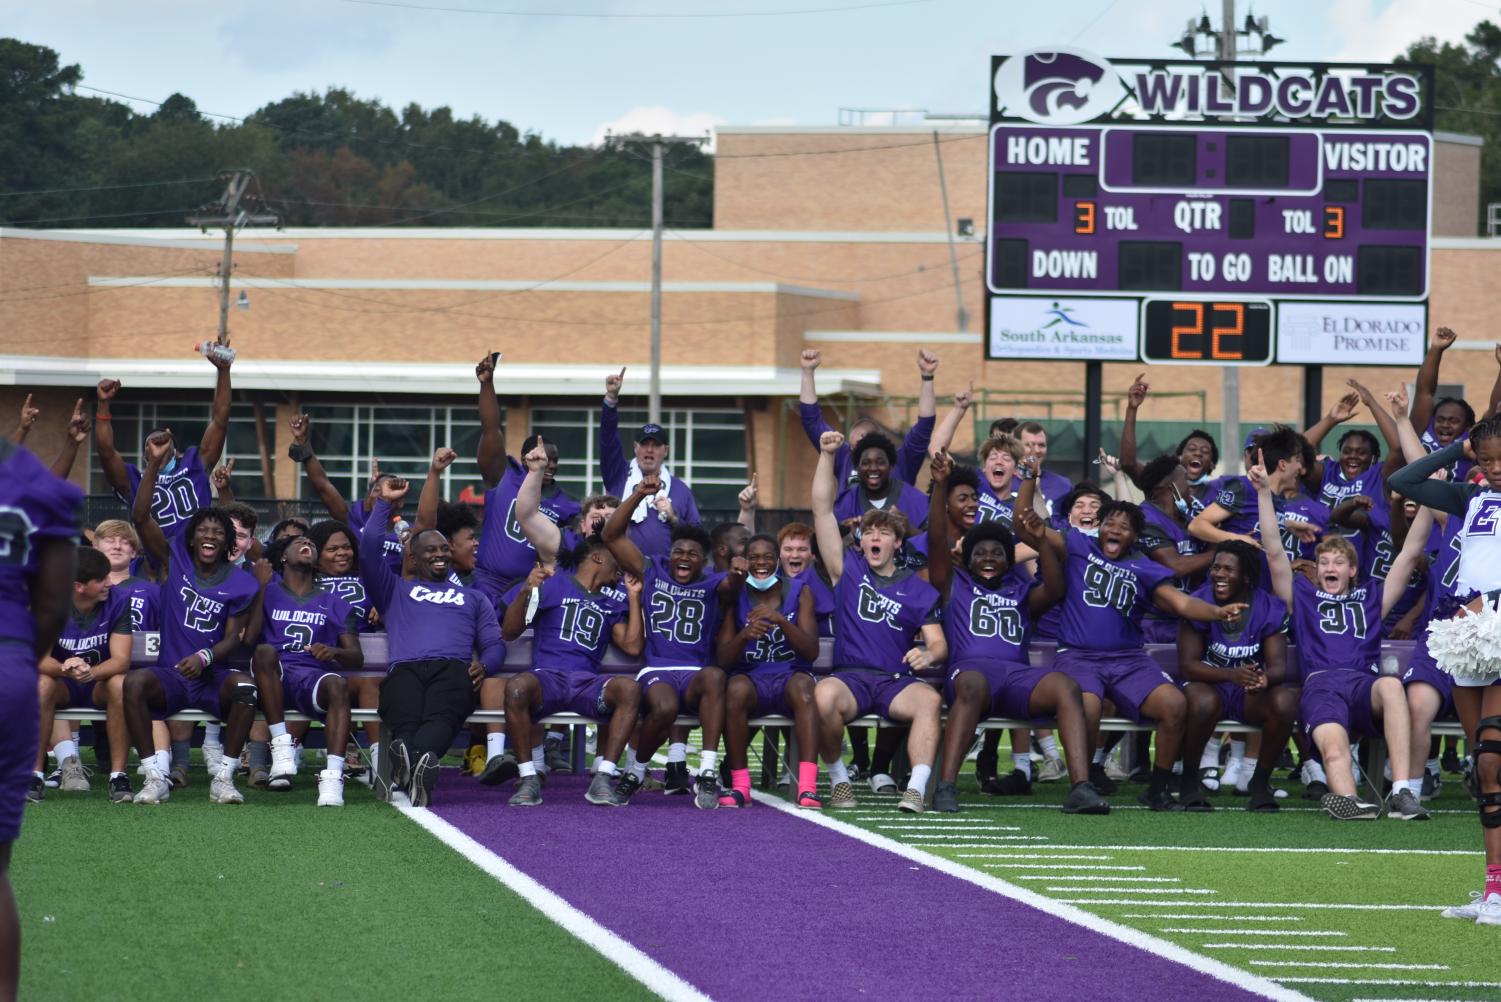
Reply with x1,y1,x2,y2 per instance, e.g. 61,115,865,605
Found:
731,579,808,672
944,566,1037,669
346,513,404,577
1290,574,1383,673
1139,502,1202,588
475,459,581,598
642,555,727,666
798,402,934,487
113,575,160,632
0,442,84,648
1213,477,1328,560
317,574,374,632
1356,501,1427,633
53,590,131,667
123,446,212,538
832,481,930,534
789,566,836,643
1318,460,1385,511
157,533,260,667
975,478,1016,529
520,572,629,674
260,579,357,673
1057,529,1174,652
1426,515,1472,621
360,500,504,672
832,552,940,674
1185,584,1286,670
1422,424,1473,483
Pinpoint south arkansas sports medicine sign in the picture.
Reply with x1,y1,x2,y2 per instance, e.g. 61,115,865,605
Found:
984,50,1433,366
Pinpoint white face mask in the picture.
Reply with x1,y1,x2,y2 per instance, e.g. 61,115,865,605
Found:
746,572,780,592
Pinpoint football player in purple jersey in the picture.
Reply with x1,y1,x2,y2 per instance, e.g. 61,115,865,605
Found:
1300,379,1404,512
799,347,938,487
1119,373,1221,515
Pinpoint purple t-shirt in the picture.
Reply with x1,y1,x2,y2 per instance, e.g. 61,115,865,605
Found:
798,402,933,487
124,447,212,539
520,572,629,675
1290,574,1382,673
643,554,727,667
1356,499,1428,633
730,579,808,672
0,442,84,649
157,533,259,668
1422,424,1473,483
260,579,358,673
1185,583,1286,670
361,499,504,672
945,566,1037,670
54,590,131,666
832,552,940,674
832,480,930,534
975,478,1016,528
1318,460,1385,511
317,574,374,633
789,565,836,644
1057,529,1175,652
598,402,701,558
114,575,160,632
475,458,581,600
1214,476,1329,561
1426,515,1471,621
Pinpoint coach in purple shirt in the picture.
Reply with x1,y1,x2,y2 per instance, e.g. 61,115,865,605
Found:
598,368,702,558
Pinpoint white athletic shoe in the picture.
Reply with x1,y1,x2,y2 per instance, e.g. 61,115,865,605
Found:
1103,748,1131,782
133,768,172,805
1036,756,1068,783
1223,757,1253,793
1477,894,1501,927
1442,892,1484,920
269,733,297,791
209,764,244,804
316,769,345,807
868,772,898,795
202,739,223,774
58,755,91,792
291,742,304,775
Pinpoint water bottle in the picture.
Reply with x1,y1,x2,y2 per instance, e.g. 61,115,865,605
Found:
194,341,236,365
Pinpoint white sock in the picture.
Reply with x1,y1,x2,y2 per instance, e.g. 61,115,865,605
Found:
545,732,563,747
269,722,288,739
1038,735,1058,759
828,758,850,786
33,771,43,780
700,750,717,774
153,751,171,776
1229,740,1246,764
908,764,932,792
595,758,618,776
327,755,345,775
487,732,506,758
369,742,379,768
1199,742,1221,769
54,739,78,763
1091,748,1105,765
519,762,537,778
1401,778,1422,797
629,761,648,781
667,742,688,763
1426,757,1441,775
1011,753,1031,779
531,744,546,772
221,754,239,776
1304,759,1327,783
205,723,222,744
110,771,125,780
626,747,639,772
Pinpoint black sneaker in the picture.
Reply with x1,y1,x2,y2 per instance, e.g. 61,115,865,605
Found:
408,751,440,808
479,753,519,787
1138,788,1183,812
1087,762,1117,796
609,772,644,807
933,781,960,813
508,775,543,807
1061,780,1110,815
1386,788,1430,821
1441,749,1462,774
387,739,412,792
26,775,44,804
1179,781,1214,812
1246,783,1280,813
1303,780,1329,800
1420,770,1441,802
981,768,1033,796
974,749,998,787
109,774,134,804
663,761,691,795
372,742,395,802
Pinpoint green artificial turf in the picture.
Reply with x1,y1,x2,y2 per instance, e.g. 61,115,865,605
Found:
13,779,655,1002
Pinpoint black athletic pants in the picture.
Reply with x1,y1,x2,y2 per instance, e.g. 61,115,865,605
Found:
379,658,476,761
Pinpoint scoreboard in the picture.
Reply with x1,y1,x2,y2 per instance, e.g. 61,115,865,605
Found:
985,52,1433,366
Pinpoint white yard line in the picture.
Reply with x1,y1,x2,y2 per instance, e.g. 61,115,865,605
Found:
874,824,1024,831
1160,929,1344,937
984,864,1145,871
1060,901,1444,910
1203,944,1395,953
1279,980,1500,989
918,842,1474,856
1047,887,1219,894
1250,962,1450,971
1127,915,1303,922
395,805,711,1002
957,853,1114,860
1017,875,1178,882
897,834,1050,841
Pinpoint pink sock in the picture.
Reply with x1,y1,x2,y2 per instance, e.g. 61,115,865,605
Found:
731,768,751,797
1486,865,1501,900
798,761,818,793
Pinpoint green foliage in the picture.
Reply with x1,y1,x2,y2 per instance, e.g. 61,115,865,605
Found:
0,39,713,229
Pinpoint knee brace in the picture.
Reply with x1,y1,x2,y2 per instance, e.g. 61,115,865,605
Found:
1476,715,1501,828
232,682,261,708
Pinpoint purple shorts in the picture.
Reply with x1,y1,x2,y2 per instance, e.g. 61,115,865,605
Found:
61,676,99,709
637,668,707,709
731,667,813,717
280,664,339,718
1053,648,1177,722
1402,638,1456,716
1,644,37,842
150,664,228,720
1300,669,1380,739
1179,679,1249,722
832,671,924,720
534,669,612,719
943,661,1054,722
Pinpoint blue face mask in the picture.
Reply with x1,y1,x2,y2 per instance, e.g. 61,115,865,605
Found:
746,572,779,591
1172,489,1191,518
161,454,178,475
1187,472,1211,486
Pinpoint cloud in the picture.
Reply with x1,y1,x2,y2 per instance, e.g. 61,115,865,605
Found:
591,106,724,149
1325,0,1480,62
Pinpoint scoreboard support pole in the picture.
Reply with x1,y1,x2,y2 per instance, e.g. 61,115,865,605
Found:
1303,365,1323,433
1084,361,1103,484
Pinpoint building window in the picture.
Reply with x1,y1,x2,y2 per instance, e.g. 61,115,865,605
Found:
530,407,746,510
90,402,268,495
302,405,491,502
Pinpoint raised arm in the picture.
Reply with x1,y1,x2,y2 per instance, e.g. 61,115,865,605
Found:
1301,389,1358,489
1119,372,1148,480
198,348,234,467
516,438,564,567
1152,583,1247,625
927,382,973,458
1016,457,1064,552
211,460,235,505
288,412,351,524
925,449,956,598
49,399,88,479
1250,451,1293,608
13,393,37,445
611,572,645,656
474,353,507,488
897,350,939,478
1409,325,1455,435
1015,507,1065,614
92,378,132,497
599,367,628,496
600,475,651,578
1389,441,1473,517
131,433,174,569
360,484,408,610
414,447,455,534
812,430,847,585
737,473,758,531
1488,345,1501,420
1341,379,1404,480
1382,505,1435,619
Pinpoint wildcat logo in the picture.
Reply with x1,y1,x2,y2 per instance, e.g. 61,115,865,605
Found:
994,48,1124,126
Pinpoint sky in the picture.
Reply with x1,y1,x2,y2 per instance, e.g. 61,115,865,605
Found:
8,0,1494,147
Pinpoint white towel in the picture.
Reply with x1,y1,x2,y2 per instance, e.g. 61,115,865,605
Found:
623,461,675,524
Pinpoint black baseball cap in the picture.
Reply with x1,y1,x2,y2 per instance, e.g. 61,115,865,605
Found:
637,423,668,445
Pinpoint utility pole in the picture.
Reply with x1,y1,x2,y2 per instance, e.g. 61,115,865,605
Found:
606,132,709,424
187,170,280,345
1218,0,1242,474
932,131,969,332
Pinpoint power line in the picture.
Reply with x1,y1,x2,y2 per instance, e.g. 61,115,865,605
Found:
0,206,199,226
0,176,219,199
340,0,933,17
0,265,212,304
1069,0,1125,43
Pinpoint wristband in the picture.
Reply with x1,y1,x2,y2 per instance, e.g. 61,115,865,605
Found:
197,648,214,666
920,374,935,381
287,443,313,463
95,413,111,422
1019,466,1037,481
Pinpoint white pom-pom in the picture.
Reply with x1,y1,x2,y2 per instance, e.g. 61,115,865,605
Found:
1428,599,1501,683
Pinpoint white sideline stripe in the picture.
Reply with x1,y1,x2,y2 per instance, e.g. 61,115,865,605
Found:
1130,915,1303,922
1047,887,1218,894
875,825,1024,831
959,853,1114,860
1061,900,1445,910
937,842,1067,848
395,805,711,1002
954,803,1475,815
749,790,1311,1002
985,864,1145,871
900,835,1049,841
1203,944,1395,953
1251,962,1450,970
1351,997,1498,1001
1160,929,1343,937
1017,875,1177,882
1282,980,1501,989
1021,844,1474,856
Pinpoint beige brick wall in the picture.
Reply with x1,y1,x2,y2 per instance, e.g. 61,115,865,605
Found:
1433,138,1481,237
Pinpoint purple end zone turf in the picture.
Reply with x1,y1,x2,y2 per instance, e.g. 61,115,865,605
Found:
432,778,1274,1001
